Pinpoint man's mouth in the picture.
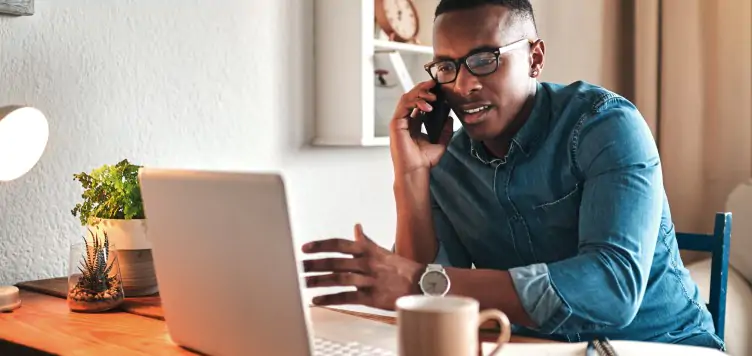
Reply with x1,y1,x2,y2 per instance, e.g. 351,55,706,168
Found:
463,105,490,114
459,104,494,124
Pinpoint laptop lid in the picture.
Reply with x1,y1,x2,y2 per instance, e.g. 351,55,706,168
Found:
138,167,315,356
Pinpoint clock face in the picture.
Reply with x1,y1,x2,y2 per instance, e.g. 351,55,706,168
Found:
421,271,449,295
383,0,418,41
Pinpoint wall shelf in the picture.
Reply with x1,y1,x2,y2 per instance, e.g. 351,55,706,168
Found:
312,0,451,147
373,39,433,55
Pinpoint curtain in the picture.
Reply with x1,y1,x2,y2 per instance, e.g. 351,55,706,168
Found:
634,0,752,244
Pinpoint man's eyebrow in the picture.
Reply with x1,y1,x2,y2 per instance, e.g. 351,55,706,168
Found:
434,44,501,60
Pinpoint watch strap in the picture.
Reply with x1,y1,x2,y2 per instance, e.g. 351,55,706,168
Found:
426,263,444,272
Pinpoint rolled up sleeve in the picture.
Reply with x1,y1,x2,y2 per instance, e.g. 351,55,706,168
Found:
509,100,662,334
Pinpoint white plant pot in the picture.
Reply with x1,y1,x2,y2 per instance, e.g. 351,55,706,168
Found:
87,218,151,250
86,218,158,297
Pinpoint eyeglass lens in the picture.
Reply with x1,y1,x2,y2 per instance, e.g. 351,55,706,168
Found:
428,51,499,84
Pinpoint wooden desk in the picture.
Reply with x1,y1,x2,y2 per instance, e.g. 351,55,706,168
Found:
1,279,552,355
0,290,188,355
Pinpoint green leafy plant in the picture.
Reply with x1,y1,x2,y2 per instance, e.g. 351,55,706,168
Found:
71,159,144,226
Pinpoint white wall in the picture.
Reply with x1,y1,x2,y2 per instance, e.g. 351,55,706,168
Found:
0,0,397,285
529,0,634,98
0,0,634,286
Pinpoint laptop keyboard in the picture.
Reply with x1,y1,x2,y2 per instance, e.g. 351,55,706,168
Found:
313,336,395,356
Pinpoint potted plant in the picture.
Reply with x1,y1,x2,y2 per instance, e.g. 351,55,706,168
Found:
67,229,124,312
71,159,158,296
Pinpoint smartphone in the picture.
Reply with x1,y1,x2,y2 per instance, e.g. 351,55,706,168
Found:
418,83,452,144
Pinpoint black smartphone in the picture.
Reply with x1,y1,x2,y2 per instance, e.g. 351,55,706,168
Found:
418,83,452,144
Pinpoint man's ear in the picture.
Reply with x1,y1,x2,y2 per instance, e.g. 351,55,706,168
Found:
529,39,545,78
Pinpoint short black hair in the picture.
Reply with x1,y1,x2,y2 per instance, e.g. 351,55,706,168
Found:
435,0,537,35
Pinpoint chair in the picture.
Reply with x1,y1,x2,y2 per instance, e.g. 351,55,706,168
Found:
675,212,732,341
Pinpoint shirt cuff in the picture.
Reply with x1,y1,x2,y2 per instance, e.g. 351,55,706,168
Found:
508,263,573,334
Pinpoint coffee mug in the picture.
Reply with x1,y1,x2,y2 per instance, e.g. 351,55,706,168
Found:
396,295,511,356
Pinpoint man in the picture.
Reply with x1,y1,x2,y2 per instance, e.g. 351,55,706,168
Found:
302,0,724,350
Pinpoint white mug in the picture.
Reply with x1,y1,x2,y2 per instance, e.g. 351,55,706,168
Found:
396,295,511,356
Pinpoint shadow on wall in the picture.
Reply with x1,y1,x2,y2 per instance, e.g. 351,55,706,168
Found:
277,0,316,155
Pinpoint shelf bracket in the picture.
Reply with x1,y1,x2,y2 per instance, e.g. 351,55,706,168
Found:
386,52,413,92
374,30,414,92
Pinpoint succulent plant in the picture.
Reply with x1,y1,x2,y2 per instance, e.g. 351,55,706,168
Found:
67,229,123,312
74,230,117,294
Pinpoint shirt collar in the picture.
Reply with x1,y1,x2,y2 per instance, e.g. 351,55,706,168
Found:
469,81,550,163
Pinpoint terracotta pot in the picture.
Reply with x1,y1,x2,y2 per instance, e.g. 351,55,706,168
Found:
87,219,158,297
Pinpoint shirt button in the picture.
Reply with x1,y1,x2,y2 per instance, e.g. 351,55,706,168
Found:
513,214,522,221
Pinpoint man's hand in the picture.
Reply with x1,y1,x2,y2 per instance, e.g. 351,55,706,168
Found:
390,80,455,177
302,224,425,311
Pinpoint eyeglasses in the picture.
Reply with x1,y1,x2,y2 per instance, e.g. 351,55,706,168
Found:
424,38,535,84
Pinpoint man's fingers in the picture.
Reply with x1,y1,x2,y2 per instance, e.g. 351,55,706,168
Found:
407,108,423,136
353,223,373,244
413,99,433,115
312,290,369,306
393,81,437,121
302,238,365,255
302,257,367,274
414,79,438,94
438,113,455,145
354,224,392,254
415,88,437,103
305,273,375,288
409,81,437,104
398,98,432,121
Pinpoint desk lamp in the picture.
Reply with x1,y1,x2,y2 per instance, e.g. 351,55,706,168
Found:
0,105,49,312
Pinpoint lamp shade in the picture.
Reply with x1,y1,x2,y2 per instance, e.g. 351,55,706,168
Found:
0,106,49,182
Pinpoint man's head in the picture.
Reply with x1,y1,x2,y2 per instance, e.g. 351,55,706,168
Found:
429,0,544,142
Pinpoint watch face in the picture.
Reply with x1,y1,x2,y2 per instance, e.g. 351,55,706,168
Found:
421,271,449,295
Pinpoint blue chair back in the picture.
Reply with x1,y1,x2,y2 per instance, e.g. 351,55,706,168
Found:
675,212,732,341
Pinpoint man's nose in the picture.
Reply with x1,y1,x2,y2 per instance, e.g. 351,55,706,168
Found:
452,65,481,97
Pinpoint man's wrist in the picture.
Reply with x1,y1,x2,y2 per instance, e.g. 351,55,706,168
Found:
410,263,427,295
393,171,431,214
393,169,430,192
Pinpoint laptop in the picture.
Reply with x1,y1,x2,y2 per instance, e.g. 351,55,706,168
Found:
137,167,398,356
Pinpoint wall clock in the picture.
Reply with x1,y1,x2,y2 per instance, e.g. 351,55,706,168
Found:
375,0,420,43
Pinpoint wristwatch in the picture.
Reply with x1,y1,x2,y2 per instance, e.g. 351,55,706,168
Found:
418,264,451,296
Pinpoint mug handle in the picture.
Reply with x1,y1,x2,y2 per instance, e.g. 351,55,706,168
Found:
477,309,511,356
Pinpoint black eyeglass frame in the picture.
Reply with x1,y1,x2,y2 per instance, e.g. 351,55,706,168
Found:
423,38,536,84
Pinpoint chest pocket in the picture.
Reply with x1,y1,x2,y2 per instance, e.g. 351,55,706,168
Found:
533,183,582,231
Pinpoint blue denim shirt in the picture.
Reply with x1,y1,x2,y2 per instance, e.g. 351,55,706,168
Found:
428,81,724,349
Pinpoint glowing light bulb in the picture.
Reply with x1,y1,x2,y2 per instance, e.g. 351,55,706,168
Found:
0,106,49,182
